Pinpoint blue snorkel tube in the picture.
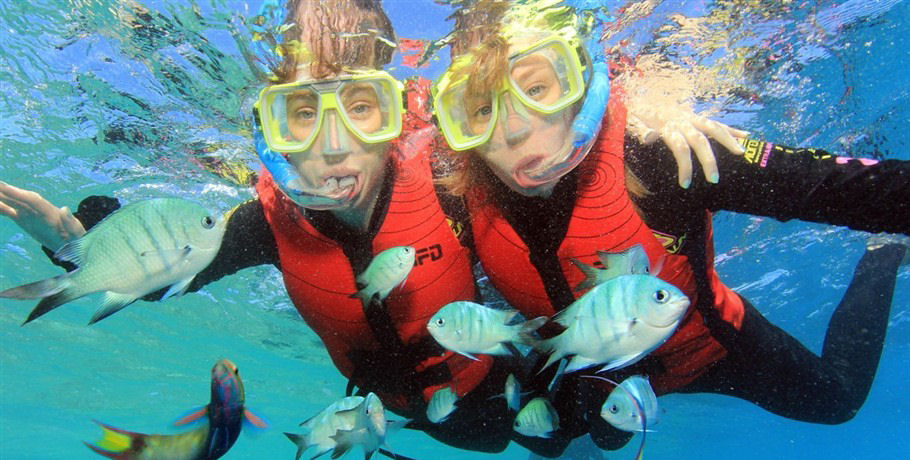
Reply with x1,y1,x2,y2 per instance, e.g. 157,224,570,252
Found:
572,52,610,147
519,47,610,186
248,2,351,210
252,110,349,210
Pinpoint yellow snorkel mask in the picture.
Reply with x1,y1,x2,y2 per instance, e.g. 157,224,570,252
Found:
252,70,405,210
257,71,404,154
434,35,586,151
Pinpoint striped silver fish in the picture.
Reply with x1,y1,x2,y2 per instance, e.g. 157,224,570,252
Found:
1,198,226,324
538,274,689,374
426,301,547,360
601,375,658,432
285,392,405,460
504,374,522,412
352,246,415,302
513,397,559,438
570,244,660,293
426,386,459,424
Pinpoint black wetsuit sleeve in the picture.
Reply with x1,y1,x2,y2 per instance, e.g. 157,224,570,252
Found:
41,196,123,270
43,196,279,294
625,136,910,234
185,198,279,292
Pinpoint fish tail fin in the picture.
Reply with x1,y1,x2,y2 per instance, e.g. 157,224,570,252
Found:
284,432,308,460
516,316,548,346
21,279,85,325
569,258,599,292
85,420,142,459
349,283,378,303
535,338,562,374
88,292,140,325
0,272,71,299
84,442,125,459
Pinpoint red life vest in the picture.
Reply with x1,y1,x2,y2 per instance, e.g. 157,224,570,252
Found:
465,88,743,394
256,147,490,411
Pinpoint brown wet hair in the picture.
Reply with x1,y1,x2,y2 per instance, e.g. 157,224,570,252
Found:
273,0,396,82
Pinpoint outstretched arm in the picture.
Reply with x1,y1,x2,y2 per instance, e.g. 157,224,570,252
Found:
0,181,86,252
626,104,748,189
625,137,910,235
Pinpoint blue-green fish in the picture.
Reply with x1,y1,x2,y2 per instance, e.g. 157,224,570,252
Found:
352,246,415,302
427,301,547,360
513,397,559,439
488,373,527,412
537,274,689,374
1,198,226,324
571,244,661,293
427,386,459,423
85,359,268,459
504,374,522,412
285,392,406,460
601,375,658,432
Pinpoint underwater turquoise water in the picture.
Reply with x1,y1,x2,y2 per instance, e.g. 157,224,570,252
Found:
1,1,909,459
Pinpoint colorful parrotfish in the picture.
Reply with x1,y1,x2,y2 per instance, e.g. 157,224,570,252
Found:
85,359,267,459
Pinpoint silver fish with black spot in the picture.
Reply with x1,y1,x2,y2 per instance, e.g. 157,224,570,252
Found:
1,197,226,324
513,397,559,439
536,274,689,375
352,246,415,303
426,301,547,360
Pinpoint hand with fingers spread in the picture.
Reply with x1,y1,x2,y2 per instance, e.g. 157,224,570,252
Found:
0,181,85,251
627,105,749,188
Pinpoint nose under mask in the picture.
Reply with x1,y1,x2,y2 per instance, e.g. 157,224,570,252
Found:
499,93,531,145
320,110,353,156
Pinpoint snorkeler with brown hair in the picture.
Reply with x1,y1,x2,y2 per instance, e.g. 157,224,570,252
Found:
429,0,909,456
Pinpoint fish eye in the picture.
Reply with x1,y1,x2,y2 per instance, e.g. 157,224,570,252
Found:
202,216,215,229
653,289,669,303
609,404,619,414
435,318,445,327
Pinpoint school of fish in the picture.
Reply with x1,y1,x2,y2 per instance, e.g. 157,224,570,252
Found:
6,190,690,460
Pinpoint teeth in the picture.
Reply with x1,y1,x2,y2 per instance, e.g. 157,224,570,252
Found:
320,176,355,193
338,176,356,189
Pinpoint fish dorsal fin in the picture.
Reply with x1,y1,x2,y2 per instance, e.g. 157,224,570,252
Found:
173,405,209,427
570,258,600,292
54,238,86,266
650,254,666,277
549,306,577,328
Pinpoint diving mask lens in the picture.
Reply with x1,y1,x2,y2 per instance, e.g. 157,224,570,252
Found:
257,73,403,153
507,38,584,114
434,36,585,151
